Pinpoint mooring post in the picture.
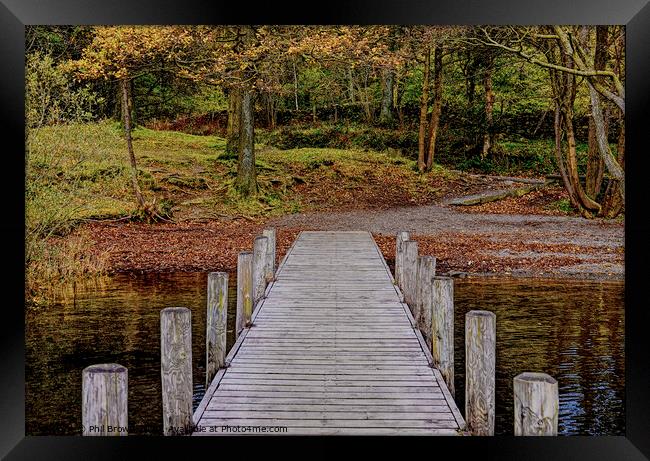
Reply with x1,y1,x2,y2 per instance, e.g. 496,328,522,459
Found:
82,363,128,436
431,276,454,397
262,228,276,283
465,310,496,436
395,231,410,288
415,255,436,336
402,239,418,308
252,236,269,306
236,251,253,337
206,272,228,387
160,307,193,436
513,372,559,436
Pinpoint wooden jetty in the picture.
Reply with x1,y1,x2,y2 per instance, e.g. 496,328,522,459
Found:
83,230,560,436
192,231,465,435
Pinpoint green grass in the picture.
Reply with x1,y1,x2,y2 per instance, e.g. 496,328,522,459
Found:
26,121,437,234
547,198,575,214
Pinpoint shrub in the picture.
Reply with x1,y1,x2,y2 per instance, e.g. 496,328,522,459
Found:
263,124,419,155
26,51,102,129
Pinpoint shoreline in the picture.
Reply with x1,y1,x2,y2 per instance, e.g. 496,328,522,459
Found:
102,267,624,283
78,205,623,283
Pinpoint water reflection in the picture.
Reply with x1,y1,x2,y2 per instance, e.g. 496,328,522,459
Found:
26,274,624,435
453,277,624,435
26,272,237,435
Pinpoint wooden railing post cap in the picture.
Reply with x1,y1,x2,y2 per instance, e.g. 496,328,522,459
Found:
467,310,496,319
83,363,127,374
161,306,190,315
514,372,557,385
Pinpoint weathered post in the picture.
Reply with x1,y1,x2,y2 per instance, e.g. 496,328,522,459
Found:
415,256,436,335
395,231,410,288
262,228,276,283
206,272,228,388
402,239,418,308
431,276,454,397
465,310,496,436
513,372,559,436
252,236,269,306
160,307,193,436
82,364,128,436
236,251,253,338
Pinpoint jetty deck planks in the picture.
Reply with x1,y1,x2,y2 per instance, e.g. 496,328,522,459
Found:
194,231,464,435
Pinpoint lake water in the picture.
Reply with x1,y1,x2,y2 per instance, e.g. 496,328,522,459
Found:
25,273,624,436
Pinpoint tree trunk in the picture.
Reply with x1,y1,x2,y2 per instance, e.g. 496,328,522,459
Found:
362,72,373,122
379,68,394,125
226,87,241,155
481,54,495,159
265,93,276,130
600,117,625,218
236,87,257,197
466,57,476,105
586,25,608,199
549,46,601,217
418,47,431,173
553,106,580,211
127,79,136,128
587,81,625,198
563,104,601,215
348,67,355,103
395,74,405,130
120,79,146,211
426,46,443,170
293,60,299,111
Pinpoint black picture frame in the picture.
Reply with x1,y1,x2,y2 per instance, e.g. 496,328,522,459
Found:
2,0,649,458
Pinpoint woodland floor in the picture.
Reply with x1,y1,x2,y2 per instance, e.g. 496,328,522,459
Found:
83,176,624,281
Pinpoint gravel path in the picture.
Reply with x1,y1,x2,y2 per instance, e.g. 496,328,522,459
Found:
268,205,624,280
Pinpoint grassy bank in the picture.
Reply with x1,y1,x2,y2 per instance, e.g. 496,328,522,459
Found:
26,120,468,300
27,121,475,223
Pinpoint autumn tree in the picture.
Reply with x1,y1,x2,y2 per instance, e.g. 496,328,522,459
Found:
288,26,398,123
399,26,459,172
66,26,193,219
176,26,305,197
478,25,625,218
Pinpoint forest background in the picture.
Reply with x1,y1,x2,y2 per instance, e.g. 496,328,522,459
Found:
25,25,626,301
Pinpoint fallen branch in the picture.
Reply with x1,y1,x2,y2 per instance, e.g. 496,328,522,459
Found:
446,181,552,206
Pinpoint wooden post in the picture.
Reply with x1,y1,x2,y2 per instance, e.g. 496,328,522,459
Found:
206,272,228,388
415,255,436,336
236,251,253,337
160,307,193,436
513,372,559,436
262,228,276,283
252,236,269,305
82,364,128,436
431,276,454,397
395,231,410,288
465,310,496,436
401,239,418,308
